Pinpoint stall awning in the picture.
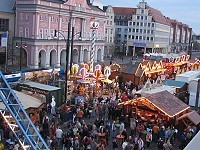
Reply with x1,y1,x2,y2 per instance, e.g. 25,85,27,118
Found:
177,111,200,125
163,79,187,88
0,90,43,110
143,90,190,118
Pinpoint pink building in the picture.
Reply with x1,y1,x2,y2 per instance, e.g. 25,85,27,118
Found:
15,0,107,69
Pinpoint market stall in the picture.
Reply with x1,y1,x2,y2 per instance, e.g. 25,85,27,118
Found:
16,81,62,106
119,90,190,124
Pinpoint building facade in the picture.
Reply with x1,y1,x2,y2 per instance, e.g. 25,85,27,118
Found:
103,5,115,57
113,1,192,57
14,0,107,69
0,0,15,66
167,18,192,53
113,7,136,55
127,1,171,56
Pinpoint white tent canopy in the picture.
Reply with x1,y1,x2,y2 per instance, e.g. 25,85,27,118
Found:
184,131,200,150
0,90,43,110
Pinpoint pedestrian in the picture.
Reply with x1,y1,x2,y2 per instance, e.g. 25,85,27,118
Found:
146,130,152,148
137,137,144,150
55,126,63,146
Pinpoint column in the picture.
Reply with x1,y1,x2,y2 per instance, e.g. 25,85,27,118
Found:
101,46,104,62
46,48,50,68
79,46,84,63
94,45,97,62
56,46,61,67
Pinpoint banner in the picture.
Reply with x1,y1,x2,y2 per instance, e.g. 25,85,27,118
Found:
1,32,8,47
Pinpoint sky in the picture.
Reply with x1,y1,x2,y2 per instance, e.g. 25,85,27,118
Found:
99,0,200,34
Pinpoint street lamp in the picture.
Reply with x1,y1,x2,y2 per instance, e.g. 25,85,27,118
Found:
54,26,81,101
54,21,71,101
16,36,27,71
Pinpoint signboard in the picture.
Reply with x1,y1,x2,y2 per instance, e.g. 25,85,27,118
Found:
133,42,146,47
0,32,8,47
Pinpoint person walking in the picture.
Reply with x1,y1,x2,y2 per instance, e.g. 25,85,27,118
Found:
137,137,144,150
55,126,63,146
146,130,152,148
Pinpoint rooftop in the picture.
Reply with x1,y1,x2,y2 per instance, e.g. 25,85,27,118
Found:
19,81,61,91
0,0,15,13
143,90,190,117
176,71,200,78
163,79,187,88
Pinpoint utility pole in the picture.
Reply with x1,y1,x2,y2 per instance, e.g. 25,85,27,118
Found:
195,78,200,111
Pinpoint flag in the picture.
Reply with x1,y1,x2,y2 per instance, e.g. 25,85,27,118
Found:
1,32,8,47
50,67,55,79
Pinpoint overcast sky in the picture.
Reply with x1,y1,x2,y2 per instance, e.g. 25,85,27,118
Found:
99,0,200,34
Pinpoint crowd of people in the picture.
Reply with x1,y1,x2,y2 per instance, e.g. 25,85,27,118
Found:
0,80,199,150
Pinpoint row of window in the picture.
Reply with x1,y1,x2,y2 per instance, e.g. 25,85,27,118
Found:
19,13,70,23
129,22,155,27
19,27,30,38
128,35,154,41
136,15,148,20
128,28,154,34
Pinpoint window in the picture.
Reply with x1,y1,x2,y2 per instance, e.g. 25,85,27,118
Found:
44,29,48,39
137,16,140,20
124,28,128,32
50,30,54,38
141,9,144,14
110,21,112,25
132,29,135,32
19,13,23,21
0,19,9,31
56,17,59,22
152,23,155,27
139,36,142,40
110,37,112,42
143,29,146,34
144,23,147,27
151,30,154,34
39,29,43,39
150,37,154,41
25,28,29,38
40,15,43,21
145,16,147,20
111,29,113,34
129,22,132,26
45,15,48,21
128,35,131,39
117,28,121,32
136,29,139,33
51,16,54,22
147,30,150,34
133,22,135,26
19,27,23,37
105,29,107,34
140,29,143,33
143,36,146,40
141,16,144,20
136,36,138,40
26,14,30,20
128,28,131,32
147,37,149,41
148,23,151,27
140,22,143,26
136,22,139,26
